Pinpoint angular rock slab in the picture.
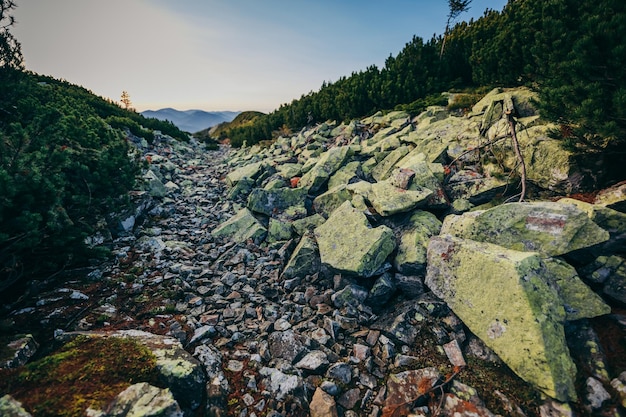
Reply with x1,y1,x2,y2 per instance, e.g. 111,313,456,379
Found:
368,181,433,216
425,235,577,401
315,201,395,277
441,201,609,257
298,146,353,193
99,382,183,417
393,210,442,275
225,161,266,187
282,234,321,279
0,395,31,417
247,186,308,217
211,208,267,244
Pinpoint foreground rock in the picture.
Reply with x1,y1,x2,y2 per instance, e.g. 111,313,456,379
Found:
426,234,609,401
315,201,396,277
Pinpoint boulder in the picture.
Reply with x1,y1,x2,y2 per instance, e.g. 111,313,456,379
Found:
393,210,442,275
225,161,266,187
327,161,362,189
312,185,352,218
347,180,433,217
369,181,433,216
371,145,411,181
98,382,183,417
247,186,308,217
291,214,326,236
0,395,31,417
425,235,578,401
595,181,626,213
298,146,353,193
558,197,626,253
267,218,293,243
446,169,510,205
441,201,609,257
276,163,303,180
1,334,38,369
282,235,320,279
314,201,396,277
211,208,267,244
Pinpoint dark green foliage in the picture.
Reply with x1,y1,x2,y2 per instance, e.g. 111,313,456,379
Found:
0,70,179,289
0,0,22,71
223,0,625,178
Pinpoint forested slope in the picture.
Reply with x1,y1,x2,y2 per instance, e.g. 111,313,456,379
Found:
222,0,626,173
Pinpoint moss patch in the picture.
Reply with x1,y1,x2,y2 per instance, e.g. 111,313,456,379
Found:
0,336,161,417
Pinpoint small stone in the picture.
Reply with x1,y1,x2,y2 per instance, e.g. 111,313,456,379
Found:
273,318,292,331
352,344,371,361
309,387,338,417
337,387,361,410
326,362,352,384
585,377,610,410
226,360,244,372
443,339,466,367
294,350,329,373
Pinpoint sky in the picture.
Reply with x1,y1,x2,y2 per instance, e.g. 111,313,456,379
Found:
12,0,508,113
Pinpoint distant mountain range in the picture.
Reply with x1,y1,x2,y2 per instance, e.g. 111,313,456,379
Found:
140,108,240,134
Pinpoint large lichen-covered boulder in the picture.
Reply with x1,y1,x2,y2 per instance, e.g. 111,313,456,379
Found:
441,201,609,257
211,208,267,244
347,180,433,217
298,146,353,193
225,161,267,187
393,211,442,275
314,201,396,277
425,235,578,401
247,187,308,216
283,234,321,279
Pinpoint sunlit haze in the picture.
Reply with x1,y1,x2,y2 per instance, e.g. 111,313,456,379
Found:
13,0,507,113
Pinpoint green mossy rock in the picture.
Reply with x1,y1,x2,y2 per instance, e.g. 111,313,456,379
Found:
314,201,396,277
594,182,626,213
371,145,411,182
247,187,308,217
425,235,577,401
292,214,326,236
268,218,293,243
441,201,609,257
211,208,267,244
225,161,267,187
367,181,433,217
276,163,303,180
313,185,352,218
298,146,353,193
283,235,320,279
328,161,362,190
393,211,442,275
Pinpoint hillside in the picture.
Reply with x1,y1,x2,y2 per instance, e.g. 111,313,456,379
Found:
195,110,265,142
218,0,626,189
0,69,190,292
140,108,240,134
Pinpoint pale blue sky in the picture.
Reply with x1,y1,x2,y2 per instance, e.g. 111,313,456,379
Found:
13,1,507,112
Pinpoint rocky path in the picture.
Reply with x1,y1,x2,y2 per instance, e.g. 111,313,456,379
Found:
2,136,539,417
3,111,626,417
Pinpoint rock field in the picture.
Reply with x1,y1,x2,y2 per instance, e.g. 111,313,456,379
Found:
2,88,626,417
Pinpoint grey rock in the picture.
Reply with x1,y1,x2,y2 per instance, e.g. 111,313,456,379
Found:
0,395,32,417
101,382,183,417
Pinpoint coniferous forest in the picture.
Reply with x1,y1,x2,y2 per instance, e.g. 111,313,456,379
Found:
222,0,626,163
